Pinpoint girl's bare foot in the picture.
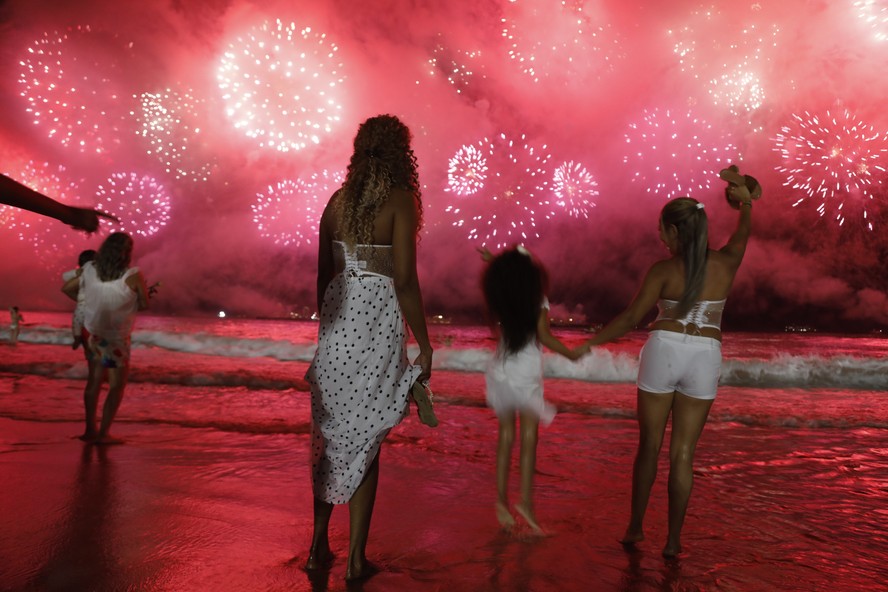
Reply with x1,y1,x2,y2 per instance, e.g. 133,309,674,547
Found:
496,501,515,529
95,435,125,445
514,503,545,536
76,431,98,443
662,541,682,558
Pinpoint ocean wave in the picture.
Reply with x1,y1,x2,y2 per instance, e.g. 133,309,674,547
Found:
9,325,888,390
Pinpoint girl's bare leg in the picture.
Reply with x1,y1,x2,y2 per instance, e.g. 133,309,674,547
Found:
663,392,713,557
345,452,380,581
621,389,673,544
495,414,516,528
514,411,543,535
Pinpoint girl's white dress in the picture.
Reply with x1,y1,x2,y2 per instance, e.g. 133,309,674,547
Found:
485,299,556,425
305,241,421,504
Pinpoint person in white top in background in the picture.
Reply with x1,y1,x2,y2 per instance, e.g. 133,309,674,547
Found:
586,167,758,557
61,249,97,352
63,232,149,445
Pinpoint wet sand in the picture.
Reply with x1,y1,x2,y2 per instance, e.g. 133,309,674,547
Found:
1,370,885,590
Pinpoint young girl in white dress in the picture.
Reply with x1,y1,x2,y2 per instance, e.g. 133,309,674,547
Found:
481,246,588,534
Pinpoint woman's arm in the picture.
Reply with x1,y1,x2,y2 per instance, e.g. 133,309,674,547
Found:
1,173,117,233
719,184,753,268
126,271,150,311
61,275,80,302
391,188,433,381
537,309,589,360
587,262,666,346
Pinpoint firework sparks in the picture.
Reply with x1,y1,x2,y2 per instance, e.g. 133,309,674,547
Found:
217,19,344,152
446,144,488,196
667,7,779,121
854,0,888,42
501,0,623,85
623,107,739,200
427,34,486,95
774,108,888,230
445,133,554,249
252,169,343,247
552,160,598,218
95,172,172,237
18,26,133,155
135,88,214,182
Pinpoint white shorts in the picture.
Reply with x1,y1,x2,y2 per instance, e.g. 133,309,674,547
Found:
636,330,722,400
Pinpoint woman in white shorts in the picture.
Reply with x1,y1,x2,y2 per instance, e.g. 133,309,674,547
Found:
587,166,757,557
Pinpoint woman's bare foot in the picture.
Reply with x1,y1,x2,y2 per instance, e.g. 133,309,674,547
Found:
76,431,98,443
662,541,682,558
345,559,379,581
620,528,645,546
514,503,545,536
304,546,334,571
496,501,515,529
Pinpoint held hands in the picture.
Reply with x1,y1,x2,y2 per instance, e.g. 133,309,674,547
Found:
569,342,591,360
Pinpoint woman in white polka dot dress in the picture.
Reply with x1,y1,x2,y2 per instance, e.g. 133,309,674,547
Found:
304,115,433,581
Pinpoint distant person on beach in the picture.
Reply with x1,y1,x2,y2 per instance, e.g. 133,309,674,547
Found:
9,306,23,346
1,173,117,233
304,114,435,581
62,249,97,351
480,245,589,535
62,232,149,445
586,166,758,557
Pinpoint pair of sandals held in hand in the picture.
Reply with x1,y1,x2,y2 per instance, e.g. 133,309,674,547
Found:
719,164,762,208
411,380,438,428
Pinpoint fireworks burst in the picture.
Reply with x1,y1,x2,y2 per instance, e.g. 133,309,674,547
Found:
445,133,554,249
552,161,598,218
623,108,739,200
217,19,344,152
446,144,488,196
95,172,172,237
252,170,343,247
18,25,134,155
1,162,89,259
667,7,779,120
854,0,888,42
501,0,623,85
773,108,888,230
135,88,214,182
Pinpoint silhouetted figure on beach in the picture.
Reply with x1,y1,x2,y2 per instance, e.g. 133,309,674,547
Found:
587,166,758,557
62,232,149,445
304,115,434,581
9,306,23,346
1,173,116,233
481,246,588,535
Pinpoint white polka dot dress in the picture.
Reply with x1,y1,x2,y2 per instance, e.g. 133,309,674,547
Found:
305,242,421,504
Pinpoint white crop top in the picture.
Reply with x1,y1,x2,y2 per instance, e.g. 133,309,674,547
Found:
655,298,726,331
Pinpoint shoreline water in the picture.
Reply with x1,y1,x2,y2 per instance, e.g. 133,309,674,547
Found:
0,314,886,590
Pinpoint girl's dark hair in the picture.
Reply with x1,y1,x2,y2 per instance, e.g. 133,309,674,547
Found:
660,197,709,316
95,232,134,282
482,247,548,355
78,249,96,267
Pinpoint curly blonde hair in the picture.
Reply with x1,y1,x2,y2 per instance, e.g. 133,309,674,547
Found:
335,114,422,245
